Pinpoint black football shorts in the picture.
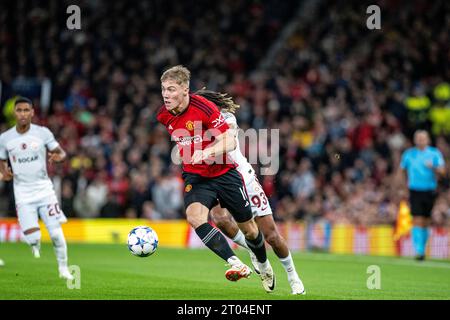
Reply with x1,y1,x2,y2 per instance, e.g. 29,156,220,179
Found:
182,169,252,223
409,190,437,218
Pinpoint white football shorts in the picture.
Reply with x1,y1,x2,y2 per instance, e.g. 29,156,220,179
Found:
16,194,67,232
238,168,273,218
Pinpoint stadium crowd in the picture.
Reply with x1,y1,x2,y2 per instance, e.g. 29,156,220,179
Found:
1,0,449,227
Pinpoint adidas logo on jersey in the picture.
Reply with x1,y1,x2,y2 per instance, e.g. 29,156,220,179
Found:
212,115,225,128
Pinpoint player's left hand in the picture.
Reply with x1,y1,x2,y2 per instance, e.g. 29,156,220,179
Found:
48,152,64,163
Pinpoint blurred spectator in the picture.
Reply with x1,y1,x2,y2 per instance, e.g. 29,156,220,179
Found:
74,172,109,218
108,161,130,213
142,202,163,220
0,0,448,228
151,169,183,219
60,179,75,217
290,159,315,200
129,172,152,218
100,194,123,218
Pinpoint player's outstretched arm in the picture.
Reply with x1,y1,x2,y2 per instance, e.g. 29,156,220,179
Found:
192,130,236,164
208,126,238,155
47,146,67,163
0,160,13,181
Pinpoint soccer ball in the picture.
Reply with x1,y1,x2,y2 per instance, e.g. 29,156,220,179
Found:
127,226,159,257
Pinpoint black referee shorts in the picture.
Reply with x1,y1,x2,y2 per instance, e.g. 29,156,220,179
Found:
182,169,253,223
409,190,437,218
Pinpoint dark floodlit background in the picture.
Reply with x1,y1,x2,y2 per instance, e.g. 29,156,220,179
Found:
0,0,449,256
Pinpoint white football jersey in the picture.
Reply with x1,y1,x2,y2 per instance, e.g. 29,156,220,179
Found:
222,111,273,217
221,111,254,176
0,124,60,205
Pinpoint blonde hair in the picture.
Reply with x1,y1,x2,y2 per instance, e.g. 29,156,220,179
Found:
160,65,191,87
194,88,240,114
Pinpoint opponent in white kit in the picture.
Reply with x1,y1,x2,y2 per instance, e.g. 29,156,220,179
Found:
0,97,73,280
195,89,306,295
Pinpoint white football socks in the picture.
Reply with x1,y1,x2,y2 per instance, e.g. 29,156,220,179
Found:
233,230,301,280
279,252,300,281
48,227,68,269
259,259,271,272
232,230,250,249
24,229,41,254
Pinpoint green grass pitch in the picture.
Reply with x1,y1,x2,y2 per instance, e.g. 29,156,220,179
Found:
1,243,449,300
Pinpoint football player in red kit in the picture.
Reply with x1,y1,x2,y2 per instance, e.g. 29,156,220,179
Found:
157,65,275,292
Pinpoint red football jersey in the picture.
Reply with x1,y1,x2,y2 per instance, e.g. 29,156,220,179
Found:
157,94,236,178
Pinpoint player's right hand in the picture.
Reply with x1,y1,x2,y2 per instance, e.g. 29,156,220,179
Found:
1,167,13,181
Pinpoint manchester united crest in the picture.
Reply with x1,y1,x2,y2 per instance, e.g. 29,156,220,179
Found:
186,121,194,131
185,184,192,192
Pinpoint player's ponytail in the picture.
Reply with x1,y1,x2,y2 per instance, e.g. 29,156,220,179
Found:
195,88,240,114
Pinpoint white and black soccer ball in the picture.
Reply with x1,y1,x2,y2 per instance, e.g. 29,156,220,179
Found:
127,226,159,257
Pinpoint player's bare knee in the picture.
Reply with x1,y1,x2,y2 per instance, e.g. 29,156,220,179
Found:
240,222,259,240
243,229,257,240
186,203,209,228
211,212,231,230
265,230,283,247
186,210,207,229
209,209,220,224
186,214,202,228
23,227,40,235
210,205,223,217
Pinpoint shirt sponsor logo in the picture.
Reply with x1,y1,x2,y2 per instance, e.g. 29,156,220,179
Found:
17,155,39,164
175,135,203,146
